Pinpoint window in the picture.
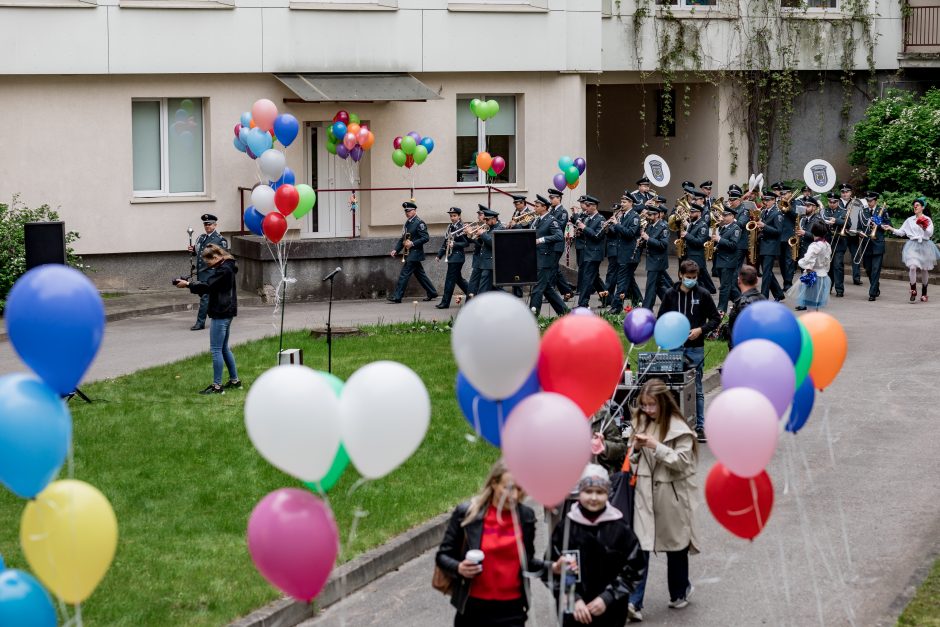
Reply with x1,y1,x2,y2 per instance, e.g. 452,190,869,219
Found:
780,0,837,8
132,98,205,196
655,0,717,6
456,96,517,185
655,89,676,137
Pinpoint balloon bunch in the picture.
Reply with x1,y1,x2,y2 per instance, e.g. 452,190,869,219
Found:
172,98,199,146
243,362,430,601
469,98,500,121
391,131,435,169
553,156,587,192
704,303,848,540
451,293,624,507
0,266,117,625
473,152,507,179
327,110,375,163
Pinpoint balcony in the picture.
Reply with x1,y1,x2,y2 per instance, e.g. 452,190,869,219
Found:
901,1,940,66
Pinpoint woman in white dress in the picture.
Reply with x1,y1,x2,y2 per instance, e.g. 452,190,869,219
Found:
884,197,940,302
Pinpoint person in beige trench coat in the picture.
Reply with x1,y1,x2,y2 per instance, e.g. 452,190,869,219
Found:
626,379,700,622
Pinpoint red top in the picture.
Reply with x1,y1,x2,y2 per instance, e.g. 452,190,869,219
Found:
470,506,522,601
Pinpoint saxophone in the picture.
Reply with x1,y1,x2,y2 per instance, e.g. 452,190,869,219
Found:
704,215,719,262
745,207,761,265
788,218,803,261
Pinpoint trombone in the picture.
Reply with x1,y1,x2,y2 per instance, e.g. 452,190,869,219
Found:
853,206,884,265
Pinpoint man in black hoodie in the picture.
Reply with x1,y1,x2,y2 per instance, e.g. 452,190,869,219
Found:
657,259,721,442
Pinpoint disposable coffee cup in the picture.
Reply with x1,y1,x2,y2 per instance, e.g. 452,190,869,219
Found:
465,550,485,565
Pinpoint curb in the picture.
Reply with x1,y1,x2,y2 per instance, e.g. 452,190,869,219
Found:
228,512,451,627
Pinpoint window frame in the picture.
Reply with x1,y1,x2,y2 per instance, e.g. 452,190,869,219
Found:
655,0,718,8
132,97,208,199
455,94,518,187
780,0,839,12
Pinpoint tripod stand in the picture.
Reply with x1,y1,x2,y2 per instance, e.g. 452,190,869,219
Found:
66,388,92,403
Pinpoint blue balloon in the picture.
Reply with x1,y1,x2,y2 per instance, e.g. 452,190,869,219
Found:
239,126,250,146
270,167,295,191
731,301,801,363
244,206,264,237
457,369,540,447
233,137,247,153
0,553,5,570
0,570,57,627
6,265,104,395
273,114,300,148
0,374,72,499
331,121,347,142
786,375,815,433
654,311,691,350
240,111,252,127
419,136,435,154
246,127,273,158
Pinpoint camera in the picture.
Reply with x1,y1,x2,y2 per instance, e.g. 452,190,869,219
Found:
171,276,188,286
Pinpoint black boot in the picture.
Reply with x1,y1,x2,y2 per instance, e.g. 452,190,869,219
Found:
922,283,929,302
911,283,917,302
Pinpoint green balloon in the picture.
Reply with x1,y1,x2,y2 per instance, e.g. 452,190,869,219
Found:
326,141,337,155
348,113,360,125
794,320,813,388
392,148,407,167
301,371,349,493
470,98,483,118
486,99,499,120
413,145,429,165
293,184,317,219
564,165,580,184
487,166,497,177
400,135,417,155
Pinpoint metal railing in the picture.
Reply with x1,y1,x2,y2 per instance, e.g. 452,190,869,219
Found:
904,4,940,51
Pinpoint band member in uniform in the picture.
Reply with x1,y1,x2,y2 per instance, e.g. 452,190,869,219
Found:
529,195,569,316
860,191,889,302
188,213,229,331
575,195,606,308
549,188,576,299
602,202,621,307
435,207,470,309
885,197,940,302
608,192,642,314
388,201,439,303
823,192,844,293
775,183,797,290
571,195,587,294
633,176,654,206
466,207,487,298
793,185,816,212
713,207,742,313
476,206,503,293
641,205,671,310
832,183,864,291
700,181,714,211
795,196,825,258
506,195,530,298
757,191,786,301
680,202,717,294
728,186,750,270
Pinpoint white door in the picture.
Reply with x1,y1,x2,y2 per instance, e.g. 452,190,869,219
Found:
302,123,356,238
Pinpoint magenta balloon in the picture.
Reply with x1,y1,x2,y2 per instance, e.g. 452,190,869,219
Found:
393,136,402,150
720,339,796,418
491,156,506,175
552,173,567,192
247,488,339,602
574,157,587,175
623,307,656,344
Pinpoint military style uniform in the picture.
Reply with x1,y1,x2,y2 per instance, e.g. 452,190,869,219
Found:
529,212,568,315
860,203,889,300
641,218,671,310
714,219,742,312
192,215,229,330
683,214,717,294
550,199,576,297
391,210,438,302
734,200,756,269
477,216,504,293
610,207,642,313
777,202,797,290
436,213,470,309
832,198,865,293
759,202,786,300
576,212,605,308
603,213,621,305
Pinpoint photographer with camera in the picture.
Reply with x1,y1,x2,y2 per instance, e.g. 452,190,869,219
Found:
188,213,229,331
174,244,240,395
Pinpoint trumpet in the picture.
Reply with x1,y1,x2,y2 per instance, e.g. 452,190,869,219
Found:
466,222,490,240
400,232,411,264
451,220,485,237
509,207,537,227
779,197,792,213
600,210,624,233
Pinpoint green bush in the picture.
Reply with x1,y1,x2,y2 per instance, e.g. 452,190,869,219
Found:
850,88,940,198
0,195,84,312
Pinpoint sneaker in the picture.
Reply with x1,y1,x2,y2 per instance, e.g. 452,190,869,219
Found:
696,429,707,443
223,379,243,390
669,585,694,609
627,603,643,622
190,323,205,331
795,305,807,311
199,384,224,395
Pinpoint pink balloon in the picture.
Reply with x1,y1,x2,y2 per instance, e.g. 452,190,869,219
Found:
357,127,370,147
247,488,339,602
704,388,779,478
491,156,506,175
393,136,403,150
502,392,592,507
343,132,357,151
251,99,279,132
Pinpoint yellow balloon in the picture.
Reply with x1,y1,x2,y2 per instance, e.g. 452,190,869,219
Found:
21,479,118,604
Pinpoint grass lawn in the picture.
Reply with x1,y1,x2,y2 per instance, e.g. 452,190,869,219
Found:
898,558,940,626
0,318,727,626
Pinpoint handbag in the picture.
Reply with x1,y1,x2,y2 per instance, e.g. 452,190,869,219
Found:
432,535,467,595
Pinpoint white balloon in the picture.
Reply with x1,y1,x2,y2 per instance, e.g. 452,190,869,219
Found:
259,149,287,182
451,291,540,399
244,365,342,482
341,361,430,479
251,185,276,214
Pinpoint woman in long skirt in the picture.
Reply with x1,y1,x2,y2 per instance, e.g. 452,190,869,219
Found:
884,197,940,302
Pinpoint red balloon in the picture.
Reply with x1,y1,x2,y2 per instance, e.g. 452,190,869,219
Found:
405,154,414,169
274,184,300,216
262,212,288,244
332,110,349,125
705,463,774,540
234,123,242,139
537,316,624,416
393,136,403,150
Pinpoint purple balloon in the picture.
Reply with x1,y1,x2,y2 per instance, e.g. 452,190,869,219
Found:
720,338,796,418
336,144,350,159
246,146,258,160
407,131,422,143
623,307,656,344
350,145,363,162
553,173,567,192
574,157,587,175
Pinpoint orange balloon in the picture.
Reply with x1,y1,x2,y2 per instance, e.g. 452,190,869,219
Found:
567,179,579,190
347,123,361,136
249,119,256,129
800,312,847,390
362,131,375,150
476,152,493,171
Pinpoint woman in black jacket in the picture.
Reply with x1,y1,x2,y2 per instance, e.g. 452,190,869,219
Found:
436,461,545,627
175,244,240,394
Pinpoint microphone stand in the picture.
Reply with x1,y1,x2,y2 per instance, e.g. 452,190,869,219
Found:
322,267,342,373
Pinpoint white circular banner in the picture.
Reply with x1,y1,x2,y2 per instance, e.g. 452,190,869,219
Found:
644,154,671,188
803,159,836,193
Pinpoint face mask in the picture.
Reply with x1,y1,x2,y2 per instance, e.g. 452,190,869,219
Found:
682,278,698,289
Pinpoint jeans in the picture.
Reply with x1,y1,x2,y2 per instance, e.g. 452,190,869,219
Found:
629,548,691,610
209,317,238,386
671,346,704,430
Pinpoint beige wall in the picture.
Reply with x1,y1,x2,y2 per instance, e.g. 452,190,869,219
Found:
0,72,586,254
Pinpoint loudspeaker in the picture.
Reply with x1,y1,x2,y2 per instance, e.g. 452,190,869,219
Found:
24,222,66,270
493,229,537,286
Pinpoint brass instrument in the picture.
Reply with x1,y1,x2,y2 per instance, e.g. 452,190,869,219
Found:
674,235,687,258
745,207,761,265
600,210,624,234
631,217,649,262
704,212,720,262
466,222,490,240
788,217,804,261
853,206,884,265
508,207,536,227
668,203,691,232
451,220,485,238
779,197,792,213
401,232,411,264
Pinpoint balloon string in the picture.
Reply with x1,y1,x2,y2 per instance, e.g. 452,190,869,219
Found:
472,396,482,442
557,512,572,624
748,478,764,532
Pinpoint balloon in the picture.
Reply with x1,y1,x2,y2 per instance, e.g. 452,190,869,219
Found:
704,388,779,478
246,127,273,157
299,372,349,492
553,173,567,192
350,145,364,162
413,145,428,165
392,149,407,167
470,98,483,118
570,307,594,316
401,135,417,156
245,365,342,482
251,184,276,214
336,144,350,159
244,206,264,236
502,392,592,506
331,121,347,142
574,157,587,175
5,266,104,395
293,184,317,220
273,113,299,147
487,167,497,177
348,113,360,125
405,154,415,169
239,126,251,146
357,127,370,147
720,339,796,418
340,361,430,479
564,165,580,184
0,374,71,499
0,570,57,627
274,184,300,216
262,212,288,244
259,149,286,181
794,321,813,389
654,311,691,350
393,136,403,150
800,312,847,390
340,132,354,151
457,369,540,448
567,180,579,190
251,98,278,131
21,480,118,604
346,123,361,137
484,100,499,120
731,301,801,364
246,147,258,160
491,156,506,174
271,166,296,190
419,136,435,154
325,140,338,156
623,307,656,344
786,375,815,433
332,110,349,125
247,489,338,602
476,152,493,171
407,131,422,143
452,292,540,400
705,464,774,540
362,131,375,150
234,122,242,139
558,156,574,171
537,314,624,416
241,111,252,127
